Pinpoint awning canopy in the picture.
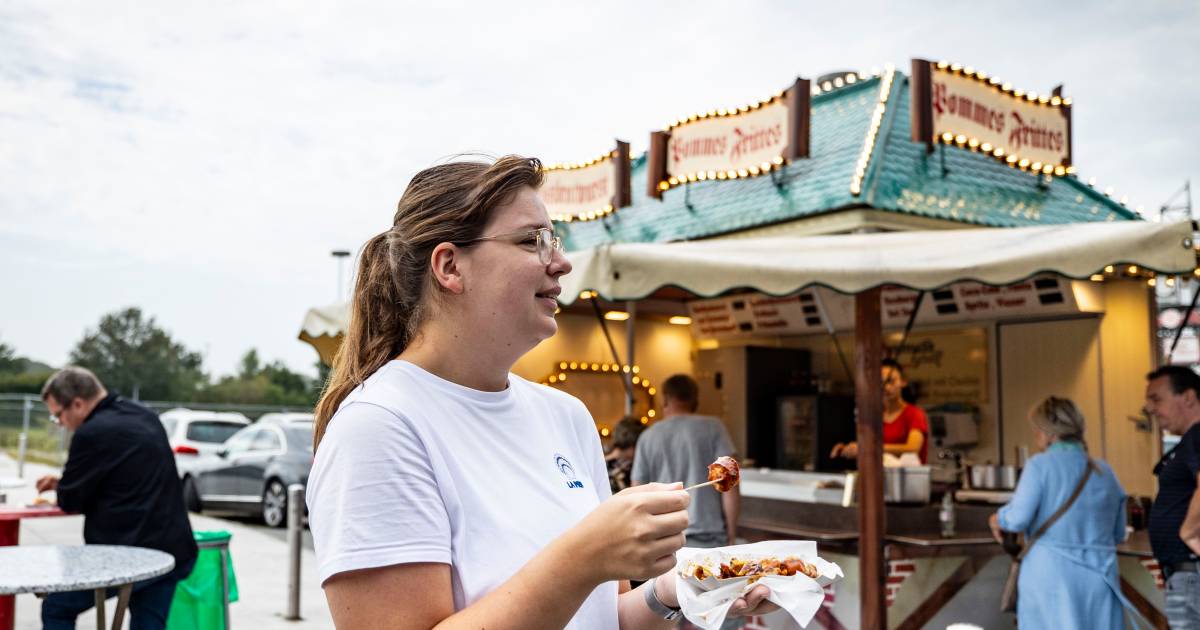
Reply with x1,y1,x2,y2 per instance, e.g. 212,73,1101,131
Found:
297,221,1195,360
558,221,1196,306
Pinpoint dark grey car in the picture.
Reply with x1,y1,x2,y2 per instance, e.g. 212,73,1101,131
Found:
181,416,314,527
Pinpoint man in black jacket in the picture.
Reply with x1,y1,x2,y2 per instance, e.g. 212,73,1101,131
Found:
35,366,197,630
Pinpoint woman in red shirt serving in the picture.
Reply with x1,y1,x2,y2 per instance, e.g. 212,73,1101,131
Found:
831,359,929,464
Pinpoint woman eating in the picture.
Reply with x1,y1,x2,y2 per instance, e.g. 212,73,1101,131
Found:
305,156,774,629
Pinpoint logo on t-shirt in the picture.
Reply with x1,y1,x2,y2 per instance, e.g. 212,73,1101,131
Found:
555,453,585,489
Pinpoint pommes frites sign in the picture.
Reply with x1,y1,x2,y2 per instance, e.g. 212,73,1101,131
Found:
914,59,1072,169
541,143,631,222
667,100,789,178
542,161,618,218
646,77,811,198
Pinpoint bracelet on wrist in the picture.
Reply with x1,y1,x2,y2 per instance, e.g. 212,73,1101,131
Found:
643,576,682,621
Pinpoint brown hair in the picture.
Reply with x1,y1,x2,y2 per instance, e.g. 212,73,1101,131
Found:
313,155,544,449
662,374,700,413
42,366,105,406
610,415,646,451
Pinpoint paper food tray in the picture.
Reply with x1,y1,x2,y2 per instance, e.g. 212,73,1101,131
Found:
677,540,842,591
672,540,844,630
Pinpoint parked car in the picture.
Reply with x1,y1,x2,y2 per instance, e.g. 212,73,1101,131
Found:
181,413,314,527
256,412,317,427
160,408,251,476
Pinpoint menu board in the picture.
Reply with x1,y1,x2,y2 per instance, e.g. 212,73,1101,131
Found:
889,328,989,405
687,276,1097,338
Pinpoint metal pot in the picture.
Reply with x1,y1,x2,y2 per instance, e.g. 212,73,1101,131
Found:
884,466,931,504
968,464,1019,490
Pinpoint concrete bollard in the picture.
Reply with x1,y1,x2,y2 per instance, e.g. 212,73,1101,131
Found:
285,484,305,620
16,433,27,480
18,397,30,478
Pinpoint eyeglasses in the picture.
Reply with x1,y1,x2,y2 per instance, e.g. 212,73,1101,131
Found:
456,227,564,265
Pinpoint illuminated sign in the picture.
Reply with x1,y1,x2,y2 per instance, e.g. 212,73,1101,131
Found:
911,59,1073,174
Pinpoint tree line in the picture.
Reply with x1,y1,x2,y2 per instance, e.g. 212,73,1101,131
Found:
0,307,328,406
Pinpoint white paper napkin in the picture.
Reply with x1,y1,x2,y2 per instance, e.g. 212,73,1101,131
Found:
673,540,843,630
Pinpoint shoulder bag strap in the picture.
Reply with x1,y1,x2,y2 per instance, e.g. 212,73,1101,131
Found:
1016,458,1097,561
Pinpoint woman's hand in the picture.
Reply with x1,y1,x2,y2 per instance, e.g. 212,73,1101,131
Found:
831,442,858,459
571,482,690,583
988,512,1004,544
727,584,780,617
651,573,779,620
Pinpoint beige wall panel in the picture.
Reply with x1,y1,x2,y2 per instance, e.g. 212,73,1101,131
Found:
998,318,1103,462
514,312,694,428
979,325,1002,464
694,347,748,457
1099,280,1158,497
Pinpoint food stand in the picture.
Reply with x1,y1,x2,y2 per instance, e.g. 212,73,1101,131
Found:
299,61,1196,628
550,221,1193,628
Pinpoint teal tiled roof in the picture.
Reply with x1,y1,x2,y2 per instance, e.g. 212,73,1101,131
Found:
862,75,1139,227
558,72,1138,252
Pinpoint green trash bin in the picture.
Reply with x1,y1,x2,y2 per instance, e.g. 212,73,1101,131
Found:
167,530,239,630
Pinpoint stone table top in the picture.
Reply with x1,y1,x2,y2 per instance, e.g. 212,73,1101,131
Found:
0,545,174,595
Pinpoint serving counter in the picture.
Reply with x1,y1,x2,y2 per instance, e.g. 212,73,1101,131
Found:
736,469,1168,629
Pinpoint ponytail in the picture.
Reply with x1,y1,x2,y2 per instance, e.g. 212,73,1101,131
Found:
313,231,418,447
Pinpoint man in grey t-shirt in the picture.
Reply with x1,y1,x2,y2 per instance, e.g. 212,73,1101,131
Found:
632,374,739,548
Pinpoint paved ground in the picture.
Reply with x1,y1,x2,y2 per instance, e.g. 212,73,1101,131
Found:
201,512,315,552
0,453,332,630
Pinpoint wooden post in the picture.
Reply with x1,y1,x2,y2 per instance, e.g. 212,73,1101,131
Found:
786,76,811,160
909,59,933,153
646,131,670,199
614,139,632,208
1053,84,1073,168
855,287,886,629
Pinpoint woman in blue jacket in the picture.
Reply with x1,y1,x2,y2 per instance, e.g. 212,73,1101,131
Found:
989,396,1129,629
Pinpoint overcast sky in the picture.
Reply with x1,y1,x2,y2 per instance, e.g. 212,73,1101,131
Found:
2,1,1197,380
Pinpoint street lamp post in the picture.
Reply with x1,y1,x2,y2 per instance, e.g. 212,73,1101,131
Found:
331,250,351,302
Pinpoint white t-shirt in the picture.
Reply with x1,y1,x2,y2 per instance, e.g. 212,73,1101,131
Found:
307,360,617,629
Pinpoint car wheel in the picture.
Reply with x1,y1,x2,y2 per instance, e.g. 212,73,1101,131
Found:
262,480,287,528
182,476,202,513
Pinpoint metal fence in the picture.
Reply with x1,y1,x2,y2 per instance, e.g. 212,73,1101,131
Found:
0,394,312,477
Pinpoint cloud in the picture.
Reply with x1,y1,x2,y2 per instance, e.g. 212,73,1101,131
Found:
1,0,1197,377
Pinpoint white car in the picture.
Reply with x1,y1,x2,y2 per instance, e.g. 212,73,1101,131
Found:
255,412,315,427
160,408,251,475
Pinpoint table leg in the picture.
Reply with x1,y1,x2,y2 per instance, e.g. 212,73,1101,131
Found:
0,593,12,630
0,521,19,630
94,589,105,630
110,584,132,630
